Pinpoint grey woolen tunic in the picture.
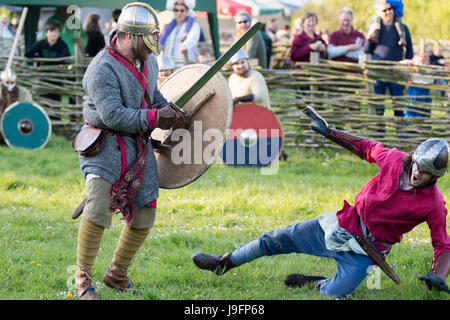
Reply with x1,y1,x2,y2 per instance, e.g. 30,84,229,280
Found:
79,48,168,209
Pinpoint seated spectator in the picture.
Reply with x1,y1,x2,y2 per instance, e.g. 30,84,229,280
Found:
429,44,448,97
84,14,105,57
234,10,267,69
327,8,365,63
228,49,270,110
290,11,326,63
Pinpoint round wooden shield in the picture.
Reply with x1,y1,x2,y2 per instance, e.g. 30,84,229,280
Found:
153,64,233,189
1,101,52,149
220,103,283,167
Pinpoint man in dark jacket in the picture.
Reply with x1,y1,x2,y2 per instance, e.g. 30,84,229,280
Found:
366,1,413,117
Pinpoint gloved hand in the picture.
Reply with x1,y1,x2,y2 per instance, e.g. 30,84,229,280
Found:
157,103,190,130
302,106,330,137
419,273,450,293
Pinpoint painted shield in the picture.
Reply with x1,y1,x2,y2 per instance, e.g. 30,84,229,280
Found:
153,64,233,189
220,104,283,167
0,101,52,149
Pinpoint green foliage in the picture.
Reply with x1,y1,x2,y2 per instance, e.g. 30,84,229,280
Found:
292,0,449,41
0,135,448,300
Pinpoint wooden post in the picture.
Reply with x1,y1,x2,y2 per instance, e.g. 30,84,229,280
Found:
310,51,319,96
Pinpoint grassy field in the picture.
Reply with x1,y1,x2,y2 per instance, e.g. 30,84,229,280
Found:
0,135,448,300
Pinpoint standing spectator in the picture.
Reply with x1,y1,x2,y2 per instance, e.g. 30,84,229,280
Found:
327,8,365,63
276,24,292,46
45,6,88,57
290,11,326,63
159,0,202,67
260,23,272,69
157,53,175,87
366,0,413,117
234,10,267,69
368,0,407,48
197,45,215,65
0,14,14,54
227,49,271,110
84,14,105,57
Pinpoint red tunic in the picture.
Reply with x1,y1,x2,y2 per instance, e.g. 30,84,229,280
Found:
336,139,450,265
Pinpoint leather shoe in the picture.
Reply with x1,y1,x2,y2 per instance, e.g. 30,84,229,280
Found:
103,264,140,295
75,268,99,300
192,253,236,275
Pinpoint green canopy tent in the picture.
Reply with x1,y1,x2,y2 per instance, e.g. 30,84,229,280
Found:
1,0,221,58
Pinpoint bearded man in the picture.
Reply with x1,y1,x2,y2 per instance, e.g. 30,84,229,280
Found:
74,2,189,300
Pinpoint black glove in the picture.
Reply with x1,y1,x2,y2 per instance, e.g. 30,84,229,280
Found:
419,273,450,293
302,106,330,137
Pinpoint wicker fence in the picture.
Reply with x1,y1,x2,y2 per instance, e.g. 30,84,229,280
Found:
1,49,449,150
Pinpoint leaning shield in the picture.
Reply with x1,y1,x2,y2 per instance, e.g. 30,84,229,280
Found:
153,64,233,189
0,101,52,149
220,104,283,167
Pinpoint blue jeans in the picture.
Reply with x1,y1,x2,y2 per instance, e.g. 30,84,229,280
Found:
406,86,431,118
374,80,405,116
229,219,375,298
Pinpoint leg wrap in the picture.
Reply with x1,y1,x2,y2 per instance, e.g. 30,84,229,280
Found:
77,218,105,270
327,128,364,159
112,226,150,269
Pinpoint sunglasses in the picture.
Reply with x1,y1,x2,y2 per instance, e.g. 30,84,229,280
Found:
237,20,250,25
382,7,393,12
174,9,186,13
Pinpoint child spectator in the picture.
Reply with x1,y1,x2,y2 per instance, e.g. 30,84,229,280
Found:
25,21,70,63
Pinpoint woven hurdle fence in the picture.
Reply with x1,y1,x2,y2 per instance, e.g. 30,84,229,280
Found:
1,52,449,150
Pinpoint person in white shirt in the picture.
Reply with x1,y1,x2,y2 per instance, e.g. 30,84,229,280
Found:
159,0,201,67
228,49,271,110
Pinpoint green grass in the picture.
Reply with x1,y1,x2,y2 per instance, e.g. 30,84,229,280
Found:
0,135,448,300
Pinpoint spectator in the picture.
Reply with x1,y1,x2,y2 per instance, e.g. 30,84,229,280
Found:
260,23,273,68
405,53,433,118
157,53,175,87
84,14,105,57
45,6,88,57
197,45,215,65
290,11,326,63
266,18,278,43
0,68,33,144
234,10,267,69
366,0,413,117
159,0,202,67
276,24,292,46
25,21,70,103
368,0,407,48
327,8,365,63
429,44,448,97
0,14,14,54
227,49,271,110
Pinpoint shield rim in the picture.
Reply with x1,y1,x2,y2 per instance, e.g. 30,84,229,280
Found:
156,63,233,189
0,101,52,150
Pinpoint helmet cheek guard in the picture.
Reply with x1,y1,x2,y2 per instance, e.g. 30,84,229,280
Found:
412,138,449,177
116,2,161,56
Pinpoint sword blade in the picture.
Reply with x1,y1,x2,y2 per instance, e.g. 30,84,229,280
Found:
173,22,262,110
